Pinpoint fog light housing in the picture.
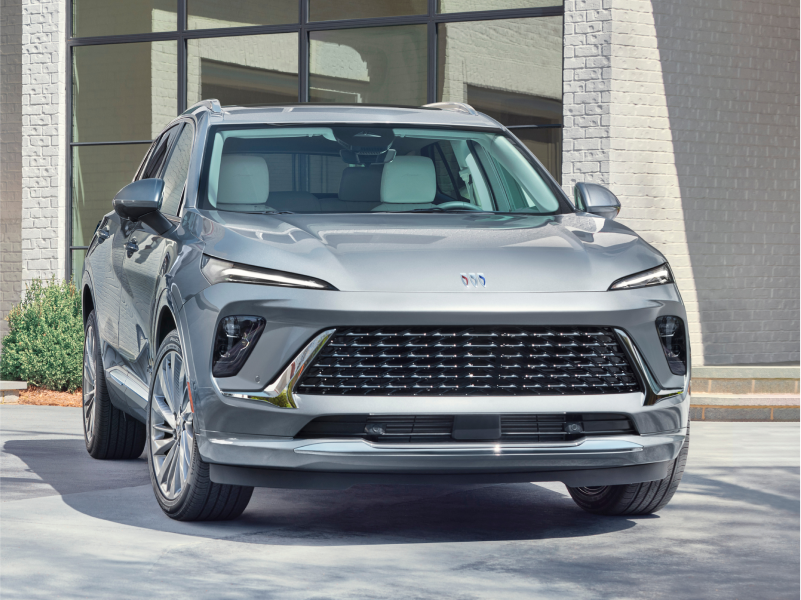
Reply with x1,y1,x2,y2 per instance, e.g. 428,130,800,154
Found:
656,316,687,376
212,316,266,378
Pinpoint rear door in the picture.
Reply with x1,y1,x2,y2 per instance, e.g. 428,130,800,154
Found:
117,122,193,414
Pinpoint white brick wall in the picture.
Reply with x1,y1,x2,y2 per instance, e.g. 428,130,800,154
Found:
20,0,66,287
563,0,800,365
1,0,23,349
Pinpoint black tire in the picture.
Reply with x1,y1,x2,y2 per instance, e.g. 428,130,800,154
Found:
147,330,253,521
567,427,689,516
83,310,146,460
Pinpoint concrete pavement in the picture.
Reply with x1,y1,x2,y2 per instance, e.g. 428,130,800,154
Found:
1,405,798,599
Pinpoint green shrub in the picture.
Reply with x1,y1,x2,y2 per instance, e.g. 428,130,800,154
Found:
1,277,83,392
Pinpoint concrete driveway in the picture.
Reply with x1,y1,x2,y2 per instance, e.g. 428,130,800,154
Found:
1,405,798,600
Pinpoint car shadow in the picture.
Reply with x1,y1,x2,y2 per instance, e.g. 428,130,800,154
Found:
4,438,644,545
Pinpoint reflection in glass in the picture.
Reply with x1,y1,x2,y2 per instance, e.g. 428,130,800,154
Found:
437,17,562,178
72,0,176,37
509,127,562,183
310,25,427,105
73,42,177,142
187,0,297,30
187,34,298,107
72,144,150,246
71,250,87,286
438,0,561,12
310,0,427,22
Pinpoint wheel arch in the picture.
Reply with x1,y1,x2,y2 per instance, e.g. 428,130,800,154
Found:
81,272,95,326
155,305,178,352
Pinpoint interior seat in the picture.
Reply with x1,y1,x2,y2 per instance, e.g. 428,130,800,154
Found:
320,165,384,212
371,156,437,212
215,154,271,212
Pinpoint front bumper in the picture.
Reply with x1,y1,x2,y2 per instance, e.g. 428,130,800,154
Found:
177,283,690,488
201,430,686,488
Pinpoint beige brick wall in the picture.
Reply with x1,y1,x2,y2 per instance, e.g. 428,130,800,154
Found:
563,0,800,366
1,0,23,350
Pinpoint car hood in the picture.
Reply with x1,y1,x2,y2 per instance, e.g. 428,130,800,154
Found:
199,212,666,293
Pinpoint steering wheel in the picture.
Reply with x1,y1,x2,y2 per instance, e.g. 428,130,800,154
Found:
436,201,484,211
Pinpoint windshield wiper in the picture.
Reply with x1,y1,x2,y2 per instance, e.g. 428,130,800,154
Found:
389,207,486,213
242,210,296,215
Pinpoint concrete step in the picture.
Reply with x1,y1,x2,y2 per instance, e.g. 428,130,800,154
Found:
0,381,27,404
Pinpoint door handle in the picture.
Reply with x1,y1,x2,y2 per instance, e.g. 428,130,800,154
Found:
125,239,139,257
97,228,110,242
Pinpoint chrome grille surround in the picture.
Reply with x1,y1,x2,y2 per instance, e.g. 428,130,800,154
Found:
295,326,642,396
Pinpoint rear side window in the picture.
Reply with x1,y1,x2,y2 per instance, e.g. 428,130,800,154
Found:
159,124,194,216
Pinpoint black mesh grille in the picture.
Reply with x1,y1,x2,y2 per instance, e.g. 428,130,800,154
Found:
295,326,641,396
296,413,636,443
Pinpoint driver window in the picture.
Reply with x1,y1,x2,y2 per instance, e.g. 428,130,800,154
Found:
160,124,195,216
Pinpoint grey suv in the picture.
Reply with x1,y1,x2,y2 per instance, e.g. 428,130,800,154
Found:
80,100,690,521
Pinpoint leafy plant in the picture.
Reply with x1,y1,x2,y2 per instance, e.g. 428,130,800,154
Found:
1,277,83,392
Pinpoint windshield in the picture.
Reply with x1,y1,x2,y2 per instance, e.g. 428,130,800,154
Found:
197,125,570,215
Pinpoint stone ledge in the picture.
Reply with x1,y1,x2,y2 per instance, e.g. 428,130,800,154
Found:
690,394,800,406
690,406,799,422
692,365,800,380
0,381,28,391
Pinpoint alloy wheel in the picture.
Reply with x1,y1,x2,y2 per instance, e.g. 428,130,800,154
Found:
82,323,97,442
149,350,194,500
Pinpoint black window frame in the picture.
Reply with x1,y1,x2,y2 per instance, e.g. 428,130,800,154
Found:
66,0,565,279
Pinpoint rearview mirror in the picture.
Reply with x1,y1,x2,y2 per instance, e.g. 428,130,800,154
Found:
574,183,621,220
113,179,173,234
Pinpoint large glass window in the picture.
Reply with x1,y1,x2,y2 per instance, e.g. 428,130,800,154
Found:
72,0,177,37
72,42,178,142
310,25,427,105
438,0,562,12
187,34,299,107
67,0,564,277
71,144,151,246
187,0,297,30
437,16,563,180
310,0,427,22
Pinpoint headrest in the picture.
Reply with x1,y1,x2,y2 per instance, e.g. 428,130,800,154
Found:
338,166,384,202
380,156,436,204
217,154,269,205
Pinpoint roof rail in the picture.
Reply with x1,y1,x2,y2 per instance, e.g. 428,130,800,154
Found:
421,102,478,116
182,98,222,115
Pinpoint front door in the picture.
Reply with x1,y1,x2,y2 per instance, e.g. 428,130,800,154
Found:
117,122,194,414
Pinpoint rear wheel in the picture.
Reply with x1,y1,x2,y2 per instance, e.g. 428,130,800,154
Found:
147,330,253,521
567,428,689,516
83,310,146,459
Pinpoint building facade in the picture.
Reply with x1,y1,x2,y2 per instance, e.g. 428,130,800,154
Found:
0,0,799,365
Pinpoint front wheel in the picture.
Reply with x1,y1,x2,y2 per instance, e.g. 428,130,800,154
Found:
147,330,253,521
567,428,689,516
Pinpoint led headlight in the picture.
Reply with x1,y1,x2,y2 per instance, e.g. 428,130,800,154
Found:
201,255,337,290
212,315,265,377
609,264,672,291
656,316,687,376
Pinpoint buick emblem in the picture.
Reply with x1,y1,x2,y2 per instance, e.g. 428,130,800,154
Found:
461,273,486,288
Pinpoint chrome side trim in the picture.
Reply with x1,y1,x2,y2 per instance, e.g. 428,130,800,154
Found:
220,329,336,409
294,439,644,457
422,102,478,116
614,328,687,406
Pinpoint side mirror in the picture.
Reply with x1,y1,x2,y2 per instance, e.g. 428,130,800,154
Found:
574,182,621,220
113,179,173,234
